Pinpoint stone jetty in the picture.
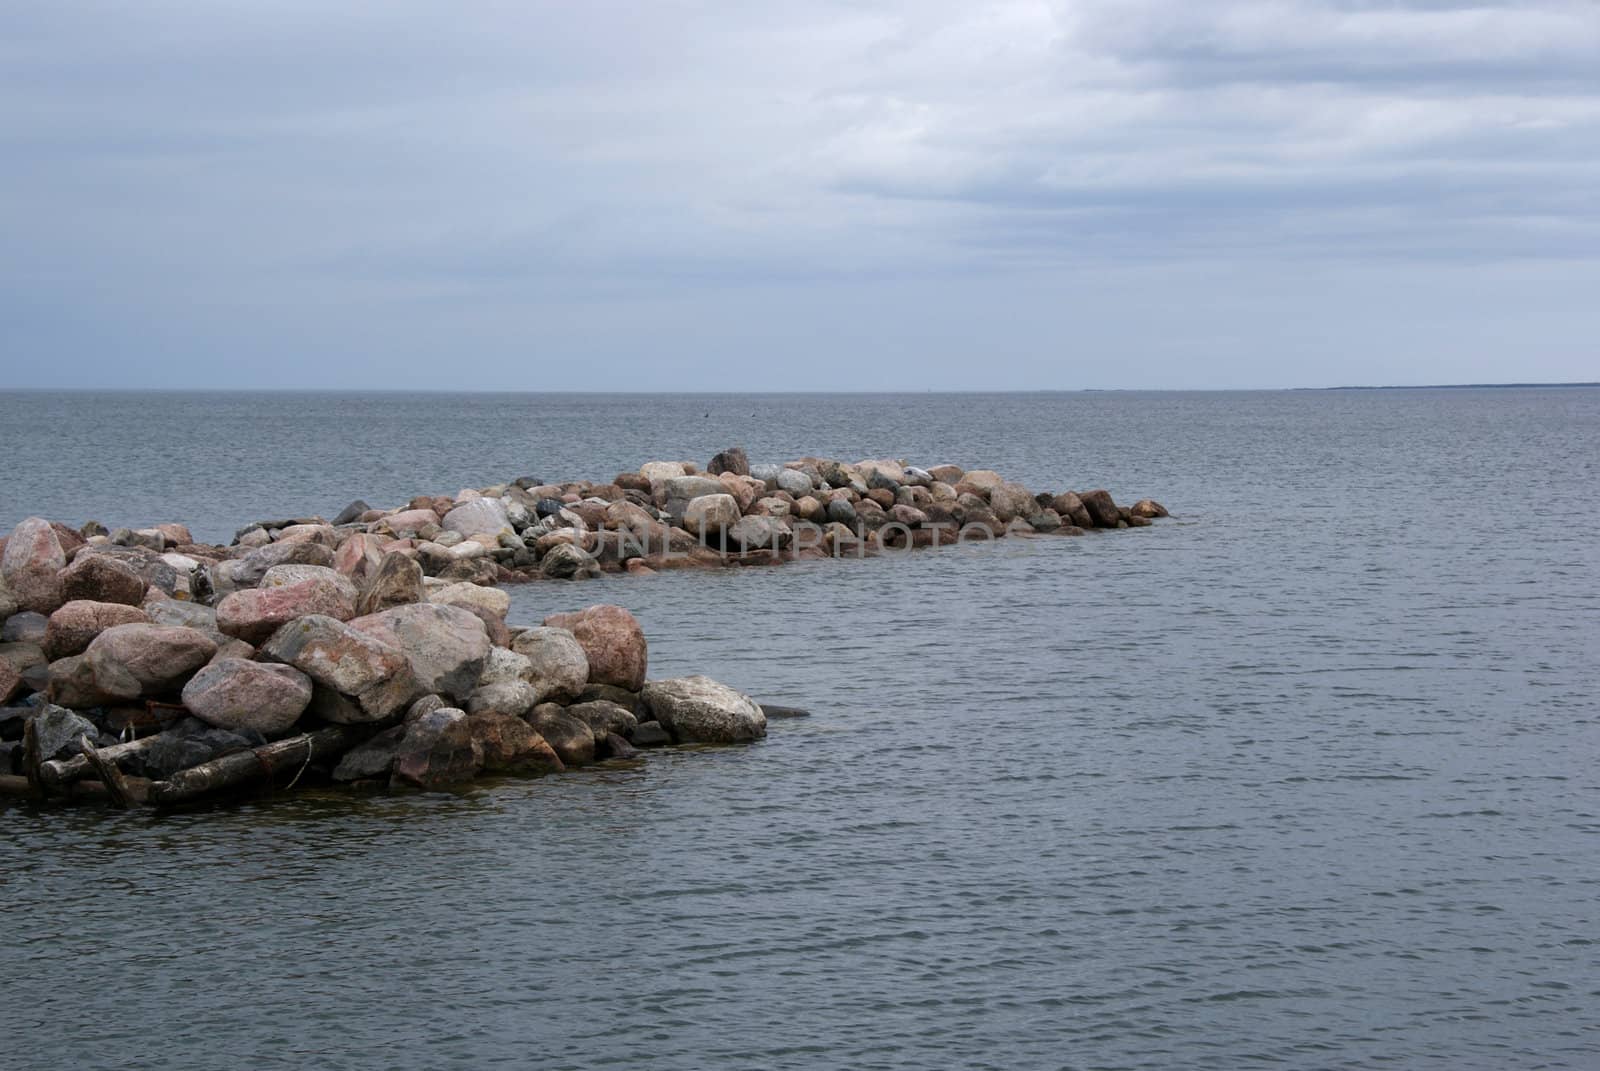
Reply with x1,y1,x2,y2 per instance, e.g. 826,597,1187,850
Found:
0,451,1166,807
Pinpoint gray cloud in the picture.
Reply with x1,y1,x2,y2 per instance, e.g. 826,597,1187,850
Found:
1,0,1596,389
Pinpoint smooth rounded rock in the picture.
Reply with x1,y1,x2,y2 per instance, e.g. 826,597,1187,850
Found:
642,675,766,743
2,517,67,614
181,658,313,735
510,627,590,704
540,605,647,691
43,601,150,660
348,602,491,703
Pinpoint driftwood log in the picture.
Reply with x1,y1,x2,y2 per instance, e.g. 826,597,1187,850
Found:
39,734,164,788
78,734,141,809
0,774,141,803
148,726,366,806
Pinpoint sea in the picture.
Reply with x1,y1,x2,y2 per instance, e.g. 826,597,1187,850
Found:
2,388,1597,1070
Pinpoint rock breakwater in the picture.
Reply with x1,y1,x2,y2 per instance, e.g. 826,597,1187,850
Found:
0,451,1165,808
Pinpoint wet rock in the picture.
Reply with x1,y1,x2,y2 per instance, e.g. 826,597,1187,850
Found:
525,703,595,766
642,676,767,743
57,553,147,606
468,711,564,773
631,720,671,748
2,517,67,614
348,602,491,703
1049,492,1093,529
355,552,426,616
575,682,645,715
1077,489,1122,528
138,719,265,780
390,708,482,790
332,724,405,781
565,699,638,739
541,605,648,691
1130,498,1169,519
540,542,599,580
216,577,357,645
332,500,372,526
441,498,511,538
707,446,750,477
511,627,590,703
597,732,638,760
260,614,418,721
181,658,314,735
43,601,150,660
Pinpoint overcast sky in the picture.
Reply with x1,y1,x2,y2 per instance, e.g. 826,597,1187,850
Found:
2,0,1596,390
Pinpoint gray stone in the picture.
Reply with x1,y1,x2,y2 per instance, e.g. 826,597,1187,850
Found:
348,602,491,702
391,708,482,790
642,676,767,743
29,704,98,760
564,699,638,739
631,720,672,748
510,627,590,704
776,469,814,497
540,542,599,580
441,498,511,537
332,500,372,526
332,724,406,782
1,612,47,645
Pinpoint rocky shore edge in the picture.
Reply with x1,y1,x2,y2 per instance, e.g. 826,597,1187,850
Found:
0,451,1166,808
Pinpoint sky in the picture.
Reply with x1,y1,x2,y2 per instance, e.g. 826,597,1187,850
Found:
1,0,1597,390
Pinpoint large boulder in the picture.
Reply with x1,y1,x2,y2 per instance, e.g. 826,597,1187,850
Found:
261,563,360,601
565,700,638,740
727,515,792,551
466,680,538,718
2,517,67,614
180,658,313,735
1049,492,1093,529
57,553,147,606
55,624,218,706
429,582,511,645
355,551,425,616
43,601,150,660
662,476,726,504
525,703,595,766
682,494,741,540
707,446,750,477
540,542,599,580
639,461,688,485
510,627,590,703
540,605,647,690
1077,489,1122,528
349,603,490,703
216,577,357,645
331,724,406,782
775,468,814,498
642,676,766,743
987,483,1036,524
440,498,511,538
468,711,564,774
391,708,482,790
27,705,100,760
260,614,418,721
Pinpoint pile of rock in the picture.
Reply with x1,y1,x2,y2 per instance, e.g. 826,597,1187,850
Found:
214,451,1165,585
1,520,770,803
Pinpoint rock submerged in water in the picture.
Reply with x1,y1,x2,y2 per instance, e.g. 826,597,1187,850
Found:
642,676,767,744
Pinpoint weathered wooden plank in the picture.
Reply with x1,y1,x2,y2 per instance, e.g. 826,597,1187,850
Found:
148,726,364,805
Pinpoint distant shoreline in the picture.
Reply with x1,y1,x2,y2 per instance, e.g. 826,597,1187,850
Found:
1,383,1596,395
1309,382,1599,391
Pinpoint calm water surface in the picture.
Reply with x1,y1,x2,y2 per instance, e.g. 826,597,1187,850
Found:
2,389,1597,1070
